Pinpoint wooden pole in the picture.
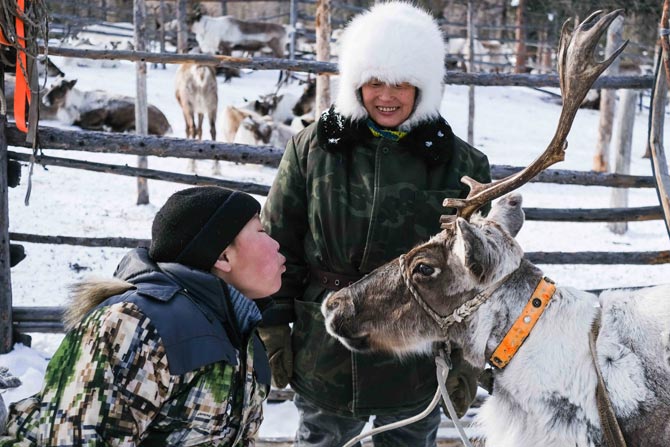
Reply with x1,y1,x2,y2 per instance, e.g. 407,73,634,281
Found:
315,0,331,116
608,88,638,235
134,0,150,205
157,0,167,69
593,16,623,173
289,0,298,60
176,0,189,55
467,0,475,145
649,0,670,241
513,0,526,74
0,64,13,354
650,62,670,239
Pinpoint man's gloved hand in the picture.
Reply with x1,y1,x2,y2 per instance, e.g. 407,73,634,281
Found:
258,325,292,389
442,347,479,419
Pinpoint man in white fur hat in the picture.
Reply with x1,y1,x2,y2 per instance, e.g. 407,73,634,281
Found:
260,2,491,445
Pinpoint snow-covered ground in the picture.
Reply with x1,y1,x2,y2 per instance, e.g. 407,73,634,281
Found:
2,55,669,442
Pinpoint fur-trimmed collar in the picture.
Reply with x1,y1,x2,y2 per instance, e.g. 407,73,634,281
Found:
316,107,455,165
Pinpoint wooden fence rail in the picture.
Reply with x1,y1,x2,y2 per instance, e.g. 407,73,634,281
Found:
11,243,670,334
6,124,658,187
42,46,654,89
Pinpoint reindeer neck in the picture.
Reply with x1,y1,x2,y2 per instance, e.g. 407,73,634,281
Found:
453,259,545,368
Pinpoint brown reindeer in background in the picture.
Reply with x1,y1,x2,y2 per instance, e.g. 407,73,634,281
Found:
322,11,670,447
175,63,219,173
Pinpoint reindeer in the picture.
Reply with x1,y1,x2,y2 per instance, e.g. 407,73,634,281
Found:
175,63,218,173
42,78,171,136
191,15,287,58
321,11,670,447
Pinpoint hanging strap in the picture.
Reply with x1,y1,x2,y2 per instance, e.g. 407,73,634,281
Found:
589,314,628,447
13,0,31,133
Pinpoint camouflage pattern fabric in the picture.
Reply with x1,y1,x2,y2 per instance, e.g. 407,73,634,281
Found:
261,114,491,417
0,302,267,446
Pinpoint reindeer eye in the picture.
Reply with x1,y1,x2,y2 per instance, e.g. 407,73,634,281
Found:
413,263,435,276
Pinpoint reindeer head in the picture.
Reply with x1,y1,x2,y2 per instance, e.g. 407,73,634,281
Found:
42,78,76,108
322,194,525,355
322,10,627,357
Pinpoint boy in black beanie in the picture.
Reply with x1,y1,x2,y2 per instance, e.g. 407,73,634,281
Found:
1,186,285,447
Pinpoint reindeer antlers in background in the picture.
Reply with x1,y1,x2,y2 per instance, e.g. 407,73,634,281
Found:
440,10,628,228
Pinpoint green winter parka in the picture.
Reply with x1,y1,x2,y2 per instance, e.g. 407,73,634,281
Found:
261,109,491,417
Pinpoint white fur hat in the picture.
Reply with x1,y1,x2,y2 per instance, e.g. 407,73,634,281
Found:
335,1,446,131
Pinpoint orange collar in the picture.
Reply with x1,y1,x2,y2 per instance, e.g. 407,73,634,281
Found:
489,276,556,369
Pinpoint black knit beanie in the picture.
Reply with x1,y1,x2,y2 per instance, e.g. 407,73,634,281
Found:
149,186,261,271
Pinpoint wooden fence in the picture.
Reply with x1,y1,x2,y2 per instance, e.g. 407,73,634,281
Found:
0,16,666,339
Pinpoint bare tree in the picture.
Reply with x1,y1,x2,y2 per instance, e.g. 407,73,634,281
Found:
593,16,623,172
315,0,332,115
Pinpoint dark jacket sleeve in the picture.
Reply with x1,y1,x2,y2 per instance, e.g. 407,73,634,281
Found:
260,132,311,325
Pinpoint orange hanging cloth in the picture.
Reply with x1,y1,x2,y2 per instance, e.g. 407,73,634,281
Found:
13,0,31,133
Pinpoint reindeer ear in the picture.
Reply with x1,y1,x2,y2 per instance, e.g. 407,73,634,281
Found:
488,193,525,237
67,79,78,88
456,218,489,282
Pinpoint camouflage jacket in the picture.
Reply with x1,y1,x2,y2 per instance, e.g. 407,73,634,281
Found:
1,249,270,446
262,108,491,417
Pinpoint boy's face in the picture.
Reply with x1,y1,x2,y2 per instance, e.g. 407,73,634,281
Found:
213,215,285,299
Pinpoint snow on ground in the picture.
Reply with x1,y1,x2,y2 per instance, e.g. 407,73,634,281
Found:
2,56,670,441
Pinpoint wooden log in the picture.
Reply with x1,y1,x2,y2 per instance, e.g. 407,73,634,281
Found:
649,45,670,239
7,151,660,223
14,321,64,333
6,124,285,167
526,251,670,265
14,307,63,322
7,151,272,195
39,47,654,89
0,68,13,353
524,206,662,222
6,126,656,188
134,0,150,206
10,232,149,248
491,165,655,188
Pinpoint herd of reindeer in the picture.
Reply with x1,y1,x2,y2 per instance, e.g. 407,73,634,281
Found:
1,9,528,173
2,11,319,174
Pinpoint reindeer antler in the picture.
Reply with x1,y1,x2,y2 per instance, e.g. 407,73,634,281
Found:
441,10,628,228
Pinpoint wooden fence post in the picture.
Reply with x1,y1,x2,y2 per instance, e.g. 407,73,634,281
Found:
593,16,623,173
467,0,476,145
134,0,150,205
650,57,670,240
608,88,638,235
176,0,189,55
0,67,13,354
315,0,331,116
156,0,167,70
289,0,298,60
514,0,526,74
